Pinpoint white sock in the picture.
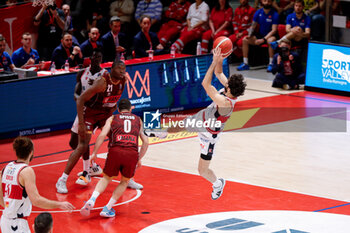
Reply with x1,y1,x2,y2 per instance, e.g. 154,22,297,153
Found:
106,198,117,210
269,57,273,64
60,173,68,181
243,57,248,64
83,159,90,172
90,191,100,204
212,179,221,188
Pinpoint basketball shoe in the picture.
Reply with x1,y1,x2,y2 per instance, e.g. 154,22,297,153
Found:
211,178,225,200
100,206,116,218
77,164,103,177
144,129,168,139
76,171,91,185
56,178,68,194
127,178,143,189
80,199,94,216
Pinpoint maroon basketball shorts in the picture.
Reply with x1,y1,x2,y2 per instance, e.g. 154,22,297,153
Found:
103,146,139,178
84,107,112,133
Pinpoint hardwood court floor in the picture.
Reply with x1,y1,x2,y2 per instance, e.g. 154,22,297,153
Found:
1,77,350,232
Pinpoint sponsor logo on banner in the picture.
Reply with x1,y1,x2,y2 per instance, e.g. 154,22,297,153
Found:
139,211,350,233
126,69,151,109
144,110,161,129
322,49,350,86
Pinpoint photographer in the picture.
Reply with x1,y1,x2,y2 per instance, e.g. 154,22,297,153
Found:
34,1,65,61
271,40,305,90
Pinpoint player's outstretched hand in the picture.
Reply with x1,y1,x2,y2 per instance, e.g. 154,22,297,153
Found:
59,201,75,211
90,153,97,165
212,47,223,64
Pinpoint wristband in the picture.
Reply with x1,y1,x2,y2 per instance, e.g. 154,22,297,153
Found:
263,38,267,43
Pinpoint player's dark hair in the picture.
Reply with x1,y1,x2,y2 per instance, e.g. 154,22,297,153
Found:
13,137,34,160
118,98,132,111
112,60,125,68
34,212,53,233
228,74,246,97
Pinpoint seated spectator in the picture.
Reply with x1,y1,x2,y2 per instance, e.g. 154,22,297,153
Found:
12,32,40,68
0,35,15,71
171,0,209,54
157,0,191,48
134,15,164,58
62,4,74,34
34,1,65,61
271,0,310,50
34,212,53,233
134,0,163,31
229,0,255,58
51,33,83,69
237,0,279,72
101,16,126,62
304,0,325,41
201,0,233,54
273,0,294,24
271,40,305,90
80,27,102,58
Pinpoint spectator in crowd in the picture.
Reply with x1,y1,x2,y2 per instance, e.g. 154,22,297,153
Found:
134,0,163,31
34,212,53,233
201,0,233,54
86,0,110,36
12,32,40,68
0,35,15,71
304,0,325,41
62,0,86,42
62,4,74,34
109,0,135,32
271,40,305,90
51,32,83,69
270,0,310,49
237,0,279,72
34,1,65,61
171,0,209,54
272,0,294,24
80,27,102,58
134,15,164,58
229,0,255,59
157,0,191,48
101,16,126,62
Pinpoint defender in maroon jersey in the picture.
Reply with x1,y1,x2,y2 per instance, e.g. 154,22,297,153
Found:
80,99,149,218
56,60,127,194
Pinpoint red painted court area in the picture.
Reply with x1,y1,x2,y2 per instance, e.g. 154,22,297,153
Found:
1,91,350,232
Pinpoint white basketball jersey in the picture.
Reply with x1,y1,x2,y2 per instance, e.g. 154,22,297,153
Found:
1,162,32,219
197,89,237,134
80,66,108,93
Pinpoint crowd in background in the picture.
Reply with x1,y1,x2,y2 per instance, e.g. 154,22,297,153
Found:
0,0,342,89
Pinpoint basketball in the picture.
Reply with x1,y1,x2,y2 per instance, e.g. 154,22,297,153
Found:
213,36,233,57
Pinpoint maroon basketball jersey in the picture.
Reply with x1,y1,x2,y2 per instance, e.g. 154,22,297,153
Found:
109,112,141,151
85,73,125,110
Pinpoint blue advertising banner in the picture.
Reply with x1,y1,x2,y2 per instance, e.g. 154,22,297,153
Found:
0,54,229,139
306,42,350,93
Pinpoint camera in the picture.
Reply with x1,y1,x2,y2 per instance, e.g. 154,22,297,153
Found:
279,46,290,61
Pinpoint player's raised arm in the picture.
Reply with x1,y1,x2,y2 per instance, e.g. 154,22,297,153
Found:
202,48,230,108
214,53,228,86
